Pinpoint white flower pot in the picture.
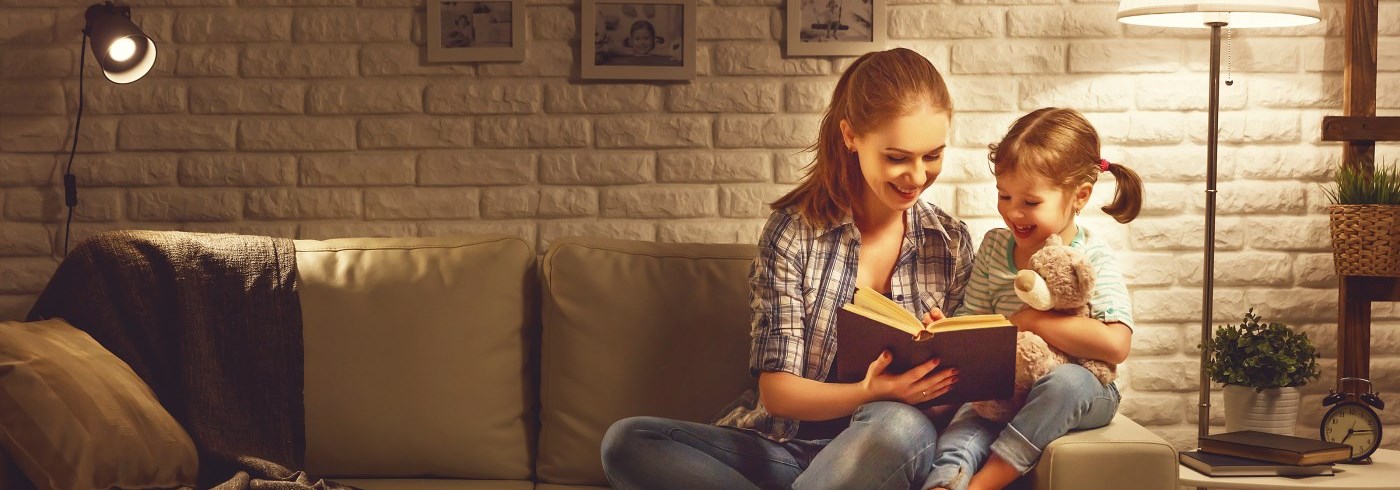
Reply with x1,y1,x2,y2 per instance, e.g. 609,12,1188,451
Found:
1222,384,1301,435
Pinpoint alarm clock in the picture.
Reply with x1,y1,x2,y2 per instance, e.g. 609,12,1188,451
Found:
1320,377,1385,464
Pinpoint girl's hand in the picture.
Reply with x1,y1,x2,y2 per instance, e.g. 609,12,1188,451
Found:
922,404,958,427
1010,306,1043,333
920,308,946,326
861,351,959,406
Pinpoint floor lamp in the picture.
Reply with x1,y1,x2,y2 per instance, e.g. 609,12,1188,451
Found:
1115,0,1321,441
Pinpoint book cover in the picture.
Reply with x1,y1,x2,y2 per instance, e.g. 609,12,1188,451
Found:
1180,450,1334,477
832,287,1016,409
1199,431,1353,466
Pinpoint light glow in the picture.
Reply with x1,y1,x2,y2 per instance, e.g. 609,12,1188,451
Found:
107,37,137,62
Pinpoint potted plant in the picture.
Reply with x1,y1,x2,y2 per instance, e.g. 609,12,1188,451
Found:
1325,163,1400,277
1204,309,1321,435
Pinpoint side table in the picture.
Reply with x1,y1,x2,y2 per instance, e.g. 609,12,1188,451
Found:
1179,448,1400,489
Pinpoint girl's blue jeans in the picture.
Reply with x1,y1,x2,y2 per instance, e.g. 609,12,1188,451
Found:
600,364,1118,490
927,363,1122,490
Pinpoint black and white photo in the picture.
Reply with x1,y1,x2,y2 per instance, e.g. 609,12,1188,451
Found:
786,0,885,56
428,0,525,62
582,0,696,80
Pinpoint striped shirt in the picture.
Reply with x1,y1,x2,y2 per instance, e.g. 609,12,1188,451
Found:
953,226,1135,331
713,200,975,441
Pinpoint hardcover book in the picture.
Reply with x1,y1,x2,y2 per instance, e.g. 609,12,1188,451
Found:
1198,431,1353,466
833,286,1016,409
1180,450,1334,477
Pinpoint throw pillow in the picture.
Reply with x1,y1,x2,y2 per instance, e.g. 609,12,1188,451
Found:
0,318,197,490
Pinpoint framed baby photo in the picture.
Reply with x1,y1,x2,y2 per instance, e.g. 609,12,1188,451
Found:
427,0,525,62
786,0,886,56
582,0,698,81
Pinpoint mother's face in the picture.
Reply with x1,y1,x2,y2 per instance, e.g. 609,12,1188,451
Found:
841,105,950,215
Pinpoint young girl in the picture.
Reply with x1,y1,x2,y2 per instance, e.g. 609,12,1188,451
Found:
626,20,659,56
601,47,976,490
446,14,474,48
929,107,1143,490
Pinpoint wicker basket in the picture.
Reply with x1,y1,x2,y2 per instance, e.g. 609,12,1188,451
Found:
1330,204,1400,277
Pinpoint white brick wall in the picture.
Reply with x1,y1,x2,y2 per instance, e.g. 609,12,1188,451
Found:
1,0,1396,452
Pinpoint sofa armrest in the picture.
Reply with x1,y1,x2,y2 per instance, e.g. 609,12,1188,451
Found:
1022,414,1177,490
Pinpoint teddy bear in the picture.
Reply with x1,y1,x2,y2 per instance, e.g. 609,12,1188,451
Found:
969,233,1117,423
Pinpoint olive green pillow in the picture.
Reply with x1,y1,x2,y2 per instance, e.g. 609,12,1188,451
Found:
0,318,197,490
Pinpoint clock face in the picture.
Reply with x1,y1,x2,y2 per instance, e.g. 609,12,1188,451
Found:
1320,401,1383,461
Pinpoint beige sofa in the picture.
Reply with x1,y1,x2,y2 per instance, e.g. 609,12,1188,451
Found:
0,234,1177,490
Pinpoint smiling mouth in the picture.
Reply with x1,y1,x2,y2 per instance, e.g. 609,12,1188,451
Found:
1012,224,1035,237
890,183,918,196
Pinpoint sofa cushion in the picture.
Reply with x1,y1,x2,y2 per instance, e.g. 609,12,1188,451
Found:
0,449,27,490
537,237,758,485
296,236,538,479
0,319,198,490
334,480,533,490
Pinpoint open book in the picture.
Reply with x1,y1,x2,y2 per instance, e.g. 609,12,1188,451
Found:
834,286,1016,408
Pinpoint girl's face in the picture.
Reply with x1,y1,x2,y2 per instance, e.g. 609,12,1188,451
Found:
996,167,1091,250
631,30,655,54
842,105,949,217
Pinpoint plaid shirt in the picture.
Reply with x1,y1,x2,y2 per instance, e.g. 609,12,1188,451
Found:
714,200,975,441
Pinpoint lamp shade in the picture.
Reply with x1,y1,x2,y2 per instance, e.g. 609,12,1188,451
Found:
1117,0,1321,28
84,2,156,84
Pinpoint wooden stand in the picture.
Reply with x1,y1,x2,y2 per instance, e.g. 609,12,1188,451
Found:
1337,277,1399,394
1322,0,1400,395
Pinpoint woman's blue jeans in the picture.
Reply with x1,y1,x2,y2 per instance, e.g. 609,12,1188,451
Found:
601,401,944,490
600,364,1118,490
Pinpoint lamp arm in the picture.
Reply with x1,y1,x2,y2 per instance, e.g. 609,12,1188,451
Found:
63,31,88,256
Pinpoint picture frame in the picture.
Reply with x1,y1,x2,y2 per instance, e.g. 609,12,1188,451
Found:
786,0,886,57
427,0,525,62
581,0,697,81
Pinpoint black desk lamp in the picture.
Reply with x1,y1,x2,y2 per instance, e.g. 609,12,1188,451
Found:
63,1,157,254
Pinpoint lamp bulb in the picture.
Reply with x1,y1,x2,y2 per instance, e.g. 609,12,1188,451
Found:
108,37,137,62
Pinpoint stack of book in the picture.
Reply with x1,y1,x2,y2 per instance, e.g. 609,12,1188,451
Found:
1180,430,1353,477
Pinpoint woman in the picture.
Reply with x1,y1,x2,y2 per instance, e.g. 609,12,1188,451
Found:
601,47,974,490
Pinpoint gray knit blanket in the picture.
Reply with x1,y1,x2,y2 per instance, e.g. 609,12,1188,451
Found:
27,230,352,490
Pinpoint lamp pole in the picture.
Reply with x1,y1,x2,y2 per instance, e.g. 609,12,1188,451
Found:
1200,21,1224,440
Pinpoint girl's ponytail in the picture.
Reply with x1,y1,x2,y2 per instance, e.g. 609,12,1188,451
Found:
1101,162,1143,223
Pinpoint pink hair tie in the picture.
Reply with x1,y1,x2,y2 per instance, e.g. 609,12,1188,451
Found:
1098,158,1111,172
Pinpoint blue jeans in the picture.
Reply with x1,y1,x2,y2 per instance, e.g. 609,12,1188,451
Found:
601,401,948,490
924,364,1122,490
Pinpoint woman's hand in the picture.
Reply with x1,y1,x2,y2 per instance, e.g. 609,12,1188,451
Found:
860,351,959,406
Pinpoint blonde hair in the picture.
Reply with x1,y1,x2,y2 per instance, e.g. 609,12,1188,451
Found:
770,48,953,228
988,107,1143,223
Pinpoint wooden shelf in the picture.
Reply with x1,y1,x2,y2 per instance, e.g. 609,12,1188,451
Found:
1322,116,1400,142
